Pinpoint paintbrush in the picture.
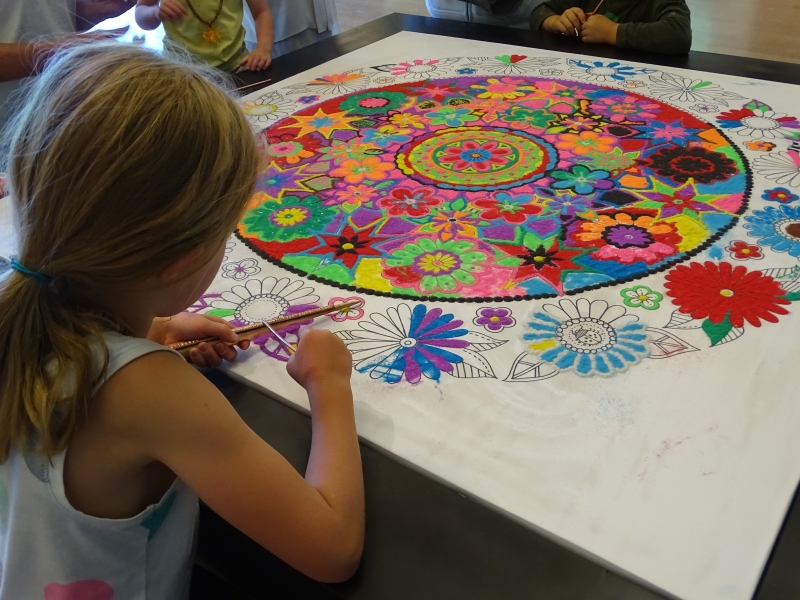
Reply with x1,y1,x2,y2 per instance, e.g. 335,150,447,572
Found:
263,320,296,354
236,78,272,91
586,0,605,16
170,300,361,357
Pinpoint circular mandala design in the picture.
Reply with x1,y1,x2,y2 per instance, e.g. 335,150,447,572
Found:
398,127,555,190
235,294,289,323
238,76,751,301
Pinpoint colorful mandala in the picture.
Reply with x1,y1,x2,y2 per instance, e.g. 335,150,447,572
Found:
238,76,751,300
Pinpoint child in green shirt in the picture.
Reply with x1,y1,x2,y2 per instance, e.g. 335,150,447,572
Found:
136,0,274,72
530,0,691,55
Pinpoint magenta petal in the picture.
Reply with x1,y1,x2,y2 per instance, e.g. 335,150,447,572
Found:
404,356,423,384
422,338,470,348
416,307,443,332
417,346,454,371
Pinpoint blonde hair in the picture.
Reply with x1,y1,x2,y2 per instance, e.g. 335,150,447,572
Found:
0,43,259,461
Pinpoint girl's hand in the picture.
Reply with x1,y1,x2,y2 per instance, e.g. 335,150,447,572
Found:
581,14,619,45
543,8,585,36
148,313,250,367
239,47,272,71
286,327,351,392
158,0,186,21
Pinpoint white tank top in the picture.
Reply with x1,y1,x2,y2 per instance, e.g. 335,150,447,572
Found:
0,332,199,599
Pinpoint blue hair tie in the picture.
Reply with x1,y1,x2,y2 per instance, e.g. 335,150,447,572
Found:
9,259,52,285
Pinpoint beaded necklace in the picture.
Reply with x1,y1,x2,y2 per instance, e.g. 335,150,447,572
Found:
184,0,224,43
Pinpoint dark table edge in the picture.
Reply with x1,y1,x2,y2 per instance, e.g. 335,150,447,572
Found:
221,369,677,600
234,13,800,93
230,14,800,599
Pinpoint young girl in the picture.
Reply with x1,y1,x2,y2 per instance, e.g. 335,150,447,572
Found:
135,0,274,71
0,43,363,597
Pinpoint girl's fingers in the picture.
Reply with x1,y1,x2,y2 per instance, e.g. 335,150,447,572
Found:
215,342,238,362
189,348,208,368
198,342,223,367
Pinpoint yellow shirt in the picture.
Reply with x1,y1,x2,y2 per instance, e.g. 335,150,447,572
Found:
163,0,247,71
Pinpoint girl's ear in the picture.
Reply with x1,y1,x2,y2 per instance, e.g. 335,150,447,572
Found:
156,247,205,283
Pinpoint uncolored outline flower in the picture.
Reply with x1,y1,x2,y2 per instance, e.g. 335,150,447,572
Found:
221,258,261,281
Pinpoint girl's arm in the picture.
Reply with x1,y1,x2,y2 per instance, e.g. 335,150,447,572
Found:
240,0,273,71
135,0,186,31
96,328,364,581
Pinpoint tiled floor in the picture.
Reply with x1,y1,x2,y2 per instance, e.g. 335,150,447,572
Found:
100,0,800,65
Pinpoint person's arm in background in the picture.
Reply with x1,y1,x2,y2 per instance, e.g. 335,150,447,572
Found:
0,43,54,82
614,0,691,54
135,0,186,30
75,0,134,31
240,0,273,71
0,0,130,83
530,0,588,33
0,27,127,82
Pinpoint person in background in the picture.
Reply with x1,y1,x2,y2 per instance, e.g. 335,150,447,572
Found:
530,0,691,54
426,0,544,29
0,0,131,129
135,0,274,71
243,0,338,59
0,43,364,597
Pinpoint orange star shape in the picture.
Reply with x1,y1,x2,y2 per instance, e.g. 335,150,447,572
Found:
284,109,360,139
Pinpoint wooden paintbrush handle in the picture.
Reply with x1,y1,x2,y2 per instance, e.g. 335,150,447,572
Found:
171,300,361,358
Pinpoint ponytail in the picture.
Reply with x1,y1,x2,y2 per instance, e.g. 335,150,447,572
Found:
0,43,259,461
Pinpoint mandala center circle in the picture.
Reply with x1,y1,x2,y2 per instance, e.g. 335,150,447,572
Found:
235,294,289,324
399,337,417,347
398,126,556,191
341,242,355,250
556,318,616,353
741,116,779,130
719,289,734,297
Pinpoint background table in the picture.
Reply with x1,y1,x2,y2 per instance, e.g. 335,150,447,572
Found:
199,13,800,600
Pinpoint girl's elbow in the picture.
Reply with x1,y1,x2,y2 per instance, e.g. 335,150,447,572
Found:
310,534,364,583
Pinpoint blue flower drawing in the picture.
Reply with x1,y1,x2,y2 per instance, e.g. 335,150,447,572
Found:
336,304,505,384
744,204,800,257
523,299,650,377
567,59,648,83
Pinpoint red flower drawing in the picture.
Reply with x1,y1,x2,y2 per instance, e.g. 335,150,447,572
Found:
308,225,382,269
473,197,542,224
726,240,763,260
664,261,790,327
377,187,444,218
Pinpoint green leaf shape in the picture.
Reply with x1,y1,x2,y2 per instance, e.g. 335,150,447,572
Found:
783,291,800,302
207,308,235,318
702,314,733,346
283,255,321,271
